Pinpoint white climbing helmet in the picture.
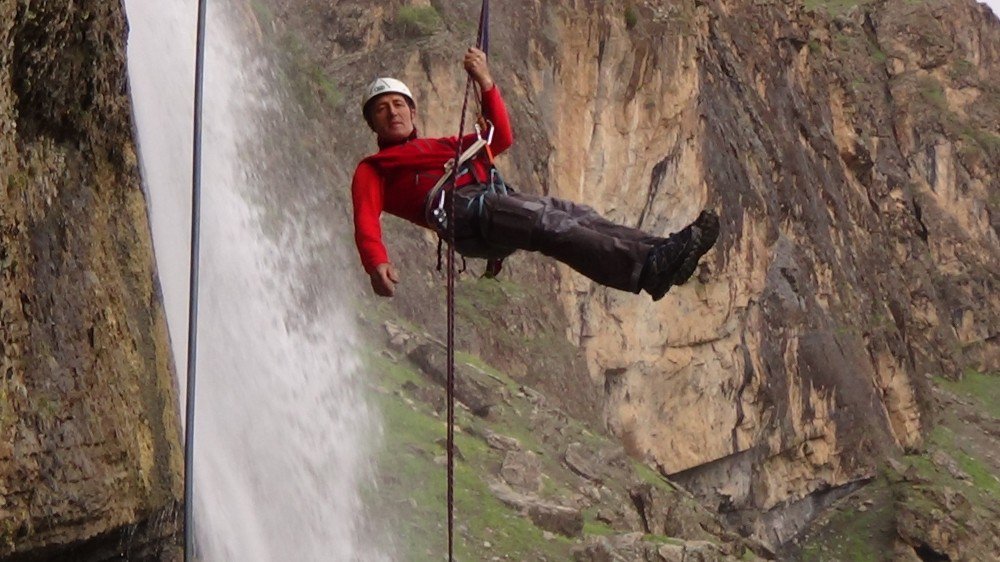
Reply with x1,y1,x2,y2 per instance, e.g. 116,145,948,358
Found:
361,77,415,117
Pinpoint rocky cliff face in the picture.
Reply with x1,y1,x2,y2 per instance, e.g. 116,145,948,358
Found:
618,0,998,545
268,0,998,553
0,1,182,560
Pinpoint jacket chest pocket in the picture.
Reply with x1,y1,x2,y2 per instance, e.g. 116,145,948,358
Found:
414,171,443,191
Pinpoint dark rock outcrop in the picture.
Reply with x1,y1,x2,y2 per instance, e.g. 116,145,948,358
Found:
1,1,182,559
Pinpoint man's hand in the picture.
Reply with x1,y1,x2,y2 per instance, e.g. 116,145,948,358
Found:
369,262,399,297
463,47,494,91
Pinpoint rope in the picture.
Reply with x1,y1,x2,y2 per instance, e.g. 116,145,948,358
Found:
446,3,489,559
184,0,209,559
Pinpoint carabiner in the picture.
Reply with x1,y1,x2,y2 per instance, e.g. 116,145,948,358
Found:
475,120,495,146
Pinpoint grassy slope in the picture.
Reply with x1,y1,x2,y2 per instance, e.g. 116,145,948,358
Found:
364,352,574,561
358,276,758,560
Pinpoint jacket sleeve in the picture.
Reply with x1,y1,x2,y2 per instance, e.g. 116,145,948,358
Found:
351,161,389,274
481,85,513,155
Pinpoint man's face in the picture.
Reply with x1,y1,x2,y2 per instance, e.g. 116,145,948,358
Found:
369,93,415,143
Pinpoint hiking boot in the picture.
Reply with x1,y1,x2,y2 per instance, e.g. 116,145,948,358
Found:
640,210,720,301
640,231,690,301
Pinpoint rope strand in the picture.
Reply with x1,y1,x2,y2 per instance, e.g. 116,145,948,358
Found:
446,3,490,559
184,0,209,559
446,64,473,562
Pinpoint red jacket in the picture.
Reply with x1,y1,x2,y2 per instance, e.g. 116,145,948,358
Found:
351,86,514,274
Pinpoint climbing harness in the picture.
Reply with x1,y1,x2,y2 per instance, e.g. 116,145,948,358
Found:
428,120,513,277
425,122,495,233
184,0,209,559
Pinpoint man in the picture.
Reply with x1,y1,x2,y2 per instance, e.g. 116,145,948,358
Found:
351,47,719,301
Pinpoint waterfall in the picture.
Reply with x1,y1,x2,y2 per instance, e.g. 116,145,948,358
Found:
124,1,389,560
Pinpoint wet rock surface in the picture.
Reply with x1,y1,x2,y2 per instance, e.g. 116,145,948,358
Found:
1,1,183,560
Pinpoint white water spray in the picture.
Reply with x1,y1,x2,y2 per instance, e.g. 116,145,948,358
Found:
125,1,389,560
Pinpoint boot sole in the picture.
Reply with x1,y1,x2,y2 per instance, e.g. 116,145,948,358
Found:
646,211,720,302
671,210,719,286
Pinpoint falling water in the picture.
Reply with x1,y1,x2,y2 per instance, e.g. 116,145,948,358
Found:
125,1,389,560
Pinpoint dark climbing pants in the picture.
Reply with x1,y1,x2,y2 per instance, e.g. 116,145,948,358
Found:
431,184,656,293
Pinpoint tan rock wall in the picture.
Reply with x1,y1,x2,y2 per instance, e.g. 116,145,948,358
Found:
0,1,182,559
467,0,994,545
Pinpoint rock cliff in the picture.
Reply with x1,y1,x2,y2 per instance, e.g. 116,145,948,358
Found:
267,0,999,553
0,1,182,560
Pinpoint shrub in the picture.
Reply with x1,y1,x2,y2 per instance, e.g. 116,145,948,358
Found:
395,5,442,38
916,76,947,110
624,6,638,29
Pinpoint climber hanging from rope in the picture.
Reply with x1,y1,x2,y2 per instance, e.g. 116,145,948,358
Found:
350,47,720,302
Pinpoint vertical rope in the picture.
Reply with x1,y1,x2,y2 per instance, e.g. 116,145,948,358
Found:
446,3,489,560
185,0,209,559
445,77,471,562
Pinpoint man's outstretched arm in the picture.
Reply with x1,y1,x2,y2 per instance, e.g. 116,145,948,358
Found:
351,161,398,297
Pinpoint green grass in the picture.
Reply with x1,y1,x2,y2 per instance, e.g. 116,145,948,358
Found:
950,59,977,80
395,6,442,38
632,460,674,492
453,276,551,355
643,533,685,546
362,350,578,560
367,298,428,338
804,0,866,15
0,383,15,431
965,129,1000,158
624,6,639,29
359,292,767,558
366,351,424,387
800,499,892,561
801,366,1000,560
833,31,856,55
313,72,343,109
953,448,1000,498
271,30,345,112
935,370,1000,419
916,76,947,110
454,276,526,317
908,421,1000,511
925,423,1000,499
582,514,616,537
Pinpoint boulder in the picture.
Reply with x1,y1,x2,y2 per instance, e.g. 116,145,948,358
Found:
488,480,583,537
408,343,498,417
483,428,522,452
565,442,602,482
527,502,584,538
500,450,543,494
